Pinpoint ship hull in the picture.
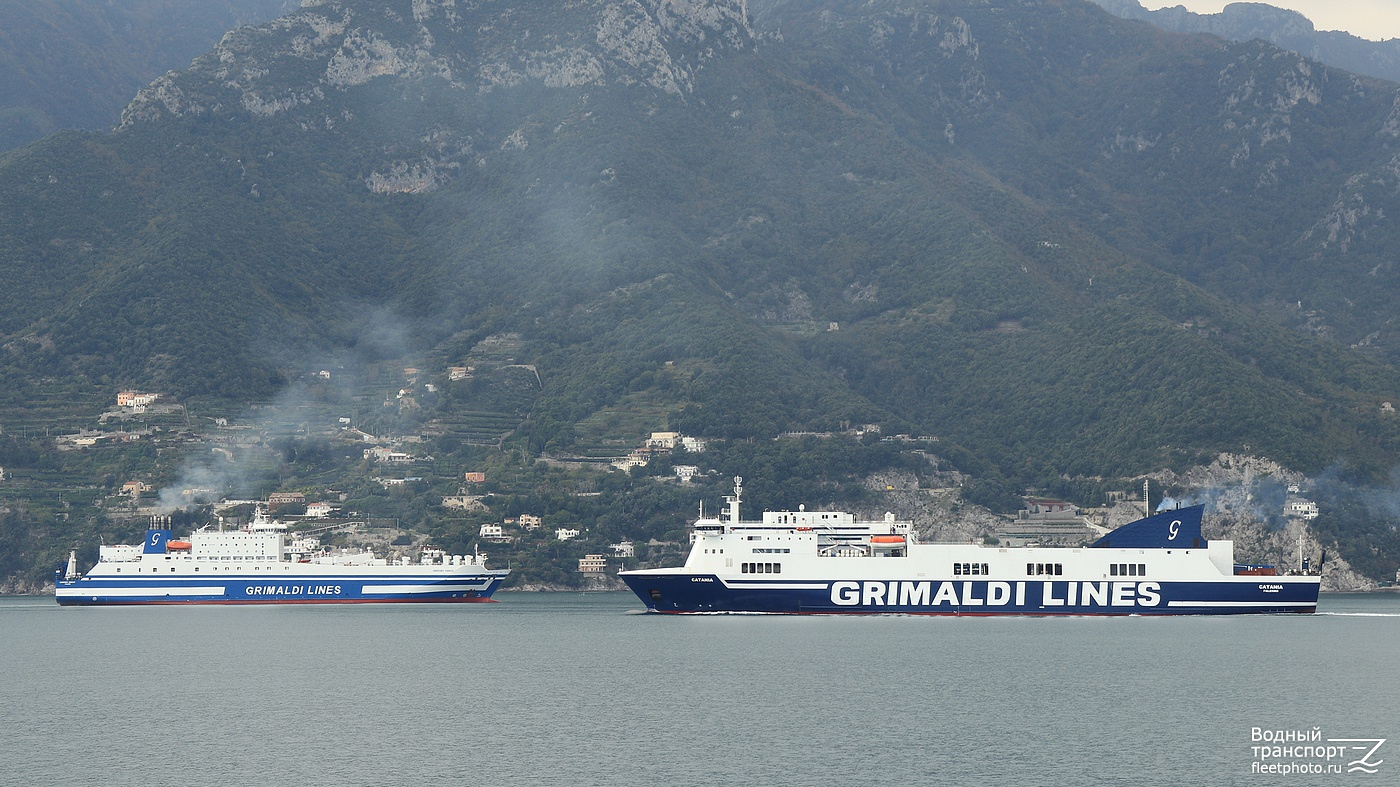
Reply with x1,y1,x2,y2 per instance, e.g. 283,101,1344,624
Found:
56,572,509,606
620,573,1319,615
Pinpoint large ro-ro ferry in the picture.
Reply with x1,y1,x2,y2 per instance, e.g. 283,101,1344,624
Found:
56,510,509,605
619,478,1320,615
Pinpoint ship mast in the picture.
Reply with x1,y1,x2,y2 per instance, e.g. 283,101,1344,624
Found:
724,476,743,527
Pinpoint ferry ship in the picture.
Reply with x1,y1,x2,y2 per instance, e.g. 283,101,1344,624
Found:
619,478,1320,615
55,510,509,605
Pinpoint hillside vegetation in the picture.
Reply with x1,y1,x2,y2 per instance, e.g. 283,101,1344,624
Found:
0,0,1397,586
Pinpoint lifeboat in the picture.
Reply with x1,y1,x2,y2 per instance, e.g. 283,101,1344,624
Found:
167,540,192,551
870,535,906,544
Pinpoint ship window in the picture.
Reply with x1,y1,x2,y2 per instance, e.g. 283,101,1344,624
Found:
741,563,749,573
1128,564,1138,576
954,564,962,576
1139,564,1146,576
774,563,781,574
1110,564,1118,576
971,563,981,576
982,563,990,575
1027,563,1035,575
1054,564,1062,576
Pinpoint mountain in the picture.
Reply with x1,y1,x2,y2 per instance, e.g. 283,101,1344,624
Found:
0,0,1398,580
0,0,298,151
1092,0,1400,83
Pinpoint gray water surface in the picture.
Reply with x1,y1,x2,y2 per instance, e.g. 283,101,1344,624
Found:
3,592,1396,786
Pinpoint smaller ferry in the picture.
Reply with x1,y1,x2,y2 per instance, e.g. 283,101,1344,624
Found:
56,510,509,605
619,478,1321,615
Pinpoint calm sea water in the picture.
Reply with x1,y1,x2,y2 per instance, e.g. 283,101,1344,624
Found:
3,592,1397,786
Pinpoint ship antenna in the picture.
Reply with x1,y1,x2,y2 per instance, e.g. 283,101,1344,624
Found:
726,476,743,525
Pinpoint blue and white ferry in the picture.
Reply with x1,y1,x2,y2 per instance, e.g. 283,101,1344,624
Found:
619,478,1320,615
56,510,509,605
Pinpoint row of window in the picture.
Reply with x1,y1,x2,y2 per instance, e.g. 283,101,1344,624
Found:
953,563,991,576
196,555,273,561
741,562,782,574
753,548,791,554
1110,563,1148,577
1029,563,1064,576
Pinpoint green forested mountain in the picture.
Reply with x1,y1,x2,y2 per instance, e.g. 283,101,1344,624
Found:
1,0,1398,584
0,0,297,151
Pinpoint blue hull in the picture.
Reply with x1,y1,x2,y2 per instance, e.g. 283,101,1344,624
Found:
621,574,1318,615
56,574,508,605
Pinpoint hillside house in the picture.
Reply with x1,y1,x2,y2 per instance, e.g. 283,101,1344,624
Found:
555,528,580,541
578,554,608,573
364,446,412,462
305,502,335,518
611,449,651,472
647,432,680,450
1286,498,1319,520
116,391,160,408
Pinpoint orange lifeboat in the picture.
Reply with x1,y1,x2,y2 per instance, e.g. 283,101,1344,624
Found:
870,535,906,544
167,540,192,551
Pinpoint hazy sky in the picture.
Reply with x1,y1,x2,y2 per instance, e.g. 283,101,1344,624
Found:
1141,1,1400,42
